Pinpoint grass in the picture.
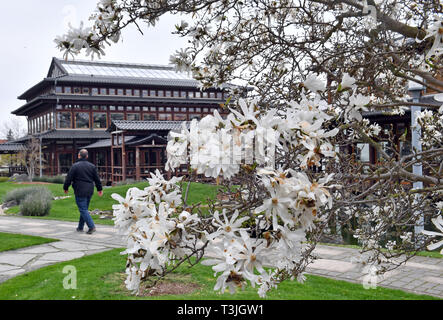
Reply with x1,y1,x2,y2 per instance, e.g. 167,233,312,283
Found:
0,232,58,253
3,181,220,226
0,248,439,300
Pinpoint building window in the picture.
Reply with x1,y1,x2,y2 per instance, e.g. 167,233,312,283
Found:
203,108,209,113
134,89,140,96
55,86,63,94
125,89,132,96
101,105,107,111
166,107,172,112
82,87,90,95
189,107,195,113
74,87,81,94
174,107,180,112
91,88,99,95
159,113,172,120
143,114,156,121
100,88,107,95
75,112,90,129
96,152,106,167
150,107,156,112
109,88,116,95
356,143,370,162
127,113,140,121
56,104,63,110
210,92,216,99
174,114,187,121
202,92,209,98
142,107,149,111
58,112,72,128
134,106,140,111
195,107,202,113
165,90,172,98
64,87,72,94
109,106,116,111
93,113,107,129
158,90,164,97
180,91,187,98
118,106,125,111
142,90,148,97
127,106,133,111
149,90,156,96
189,115,201,121
173,91,180,98
181,107,187,112
110,113,124,122
117,89,124,96
217,92,223,99
92,105,99,111
158,107,165,112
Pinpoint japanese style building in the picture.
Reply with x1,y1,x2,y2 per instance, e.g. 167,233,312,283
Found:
2,58,233,183
2,57,441,184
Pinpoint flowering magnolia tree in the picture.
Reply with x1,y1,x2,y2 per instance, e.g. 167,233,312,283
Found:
57,0,443,297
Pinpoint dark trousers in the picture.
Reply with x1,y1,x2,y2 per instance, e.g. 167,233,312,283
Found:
75,196,95,230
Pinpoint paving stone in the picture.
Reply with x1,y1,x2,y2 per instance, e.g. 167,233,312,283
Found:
51,241,89,251
21,222,47,227
17,246,60,254
404,261,442,271
0,253,36,266
1,269,25,277
423,276,443,285
40,252,85,262
0,265,21,272
21,228,53,234
27,260,60,269
309,259,357,273
313,247,343,256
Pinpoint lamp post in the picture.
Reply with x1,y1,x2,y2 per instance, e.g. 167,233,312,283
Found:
408,80,424,241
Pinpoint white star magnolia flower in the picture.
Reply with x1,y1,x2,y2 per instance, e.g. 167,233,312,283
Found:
207,210,250,240
422,215,443,254
347,93,371,122
340,73,356,89
303,74,326,92
416,17,443,59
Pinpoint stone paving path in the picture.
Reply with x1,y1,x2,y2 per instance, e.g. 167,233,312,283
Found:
0,215,442,298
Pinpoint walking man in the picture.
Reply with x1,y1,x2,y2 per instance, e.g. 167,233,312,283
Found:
63,149,103,234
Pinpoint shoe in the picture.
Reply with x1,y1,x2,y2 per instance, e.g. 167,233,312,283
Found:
86,228,96,235
76,228,84,232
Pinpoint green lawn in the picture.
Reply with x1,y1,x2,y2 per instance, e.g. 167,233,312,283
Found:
2,181,220,226
0,232,58,253
0,248,438,300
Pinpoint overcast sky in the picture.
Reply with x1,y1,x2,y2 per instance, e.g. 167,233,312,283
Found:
0,0,187,137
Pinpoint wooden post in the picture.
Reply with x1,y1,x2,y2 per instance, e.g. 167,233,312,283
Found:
135,146,140,181
122,132,126,181
111,134,114,184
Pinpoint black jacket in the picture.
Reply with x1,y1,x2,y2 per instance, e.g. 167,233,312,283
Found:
63,159,103,198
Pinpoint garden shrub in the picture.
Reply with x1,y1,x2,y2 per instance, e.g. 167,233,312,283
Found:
32,175,65,184
0,177,9,183
19,188,53,217
3,187,37,204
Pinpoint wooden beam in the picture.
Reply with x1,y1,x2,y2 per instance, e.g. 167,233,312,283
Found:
122,132,126,181
135,146,140,181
